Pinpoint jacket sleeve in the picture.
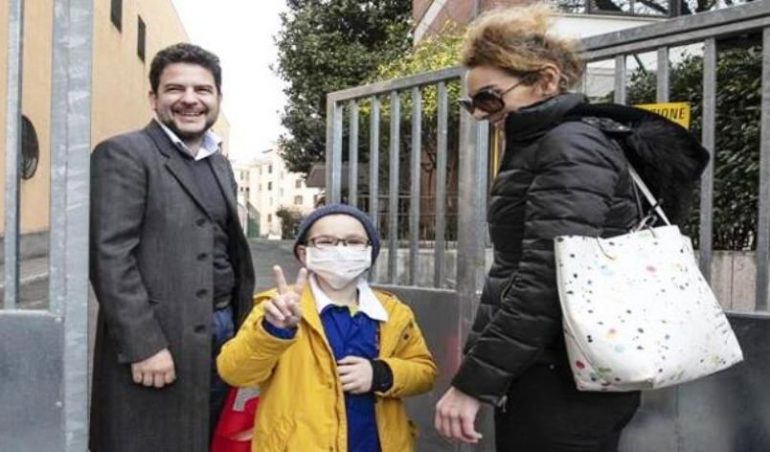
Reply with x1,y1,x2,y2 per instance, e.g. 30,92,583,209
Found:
89,139,168,364
216,294,297,387
377,306,438,398
451,122,625,405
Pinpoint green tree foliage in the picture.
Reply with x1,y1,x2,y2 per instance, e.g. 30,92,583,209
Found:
274,0,412,175
626,38,761,250
275,206,303,240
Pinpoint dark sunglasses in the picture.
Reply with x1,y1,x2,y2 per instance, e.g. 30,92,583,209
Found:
459,80,526,115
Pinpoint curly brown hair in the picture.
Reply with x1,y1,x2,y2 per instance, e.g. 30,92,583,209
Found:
461,3,584,91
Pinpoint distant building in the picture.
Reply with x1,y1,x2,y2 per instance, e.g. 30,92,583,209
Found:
234,146,322,239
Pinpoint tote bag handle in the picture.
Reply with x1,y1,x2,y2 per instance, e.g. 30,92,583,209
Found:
627,165,671,226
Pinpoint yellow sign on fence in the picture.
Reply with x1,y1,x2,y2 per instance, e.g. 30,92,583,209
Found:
635,102,691,129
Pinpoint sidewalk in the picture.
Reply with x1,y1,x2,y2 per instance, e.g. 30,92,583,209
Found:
0,256,49,309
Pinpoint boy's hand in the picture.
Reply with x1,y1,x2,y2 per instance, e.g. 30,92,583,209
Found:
263,266,307,329
337,356,373,394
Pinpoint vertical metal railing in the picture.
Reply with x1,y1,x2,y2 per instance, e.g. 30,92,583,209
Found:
387,92,400,283
348,100,359,207
756,27,770,310
369,96,380,230
409,87,422,285
3,0,24,309
434,82,449,288
49,0,93,448
699,38,717,282
656,47,670,102
1,0,92,449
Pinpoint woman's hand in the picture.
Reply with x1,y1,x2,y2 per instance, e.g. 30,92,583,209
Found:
434,386,483,444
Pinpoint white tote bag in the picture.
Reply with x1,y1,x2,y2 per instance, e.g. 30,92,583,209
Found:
555,167,743,392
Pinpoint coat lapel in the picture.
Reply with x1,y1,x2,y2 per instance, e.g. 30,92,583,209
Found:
209,154,240,221
144,121,213,220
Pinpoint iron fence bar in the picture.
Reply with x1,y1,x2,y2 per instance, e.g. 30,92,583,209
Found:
756,27,770,311
348,100,359,207
409,87,422,285
699,38,716,281
49,0,93,448
388,92,400,284
369,97,380,226
614,54,627,104
456,86,487,355
434,82,449,288
328,67,464,103
324,99,343,204
3,0,24,310
657,47,670,102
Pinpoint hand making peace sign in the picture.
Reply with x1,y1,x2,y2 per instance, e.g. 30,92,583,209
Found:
263,265,308,329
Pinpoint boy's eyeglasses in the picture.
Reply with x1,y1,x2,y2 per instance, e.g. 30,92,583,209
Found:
308,236,370,250
459,79,526,115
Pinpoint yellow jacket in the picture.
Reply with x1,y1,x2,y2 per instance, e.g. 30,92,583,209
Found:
216,286,438,452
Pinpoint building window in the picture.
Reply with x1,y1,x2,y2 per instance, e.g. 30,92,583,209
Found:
294,195,302,205
267,182,272,191
295,179,302,189
268,214,272,222
137,16,146,62
21,115,39,180
110,0,122,31
268,165,273,174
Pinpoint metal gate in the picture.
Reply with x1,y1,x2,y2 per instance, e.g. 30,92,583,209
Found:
325,2,770,450
0,0,92,450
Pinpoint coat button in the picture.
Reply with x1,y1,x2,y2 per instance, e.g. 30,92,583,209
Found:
197,253,208,261
196,218,206,227
196,289,208,298
194,325,206,333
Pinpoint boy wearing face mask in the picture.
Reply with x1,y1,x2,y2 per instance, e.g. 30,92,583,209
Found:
216,203,438,452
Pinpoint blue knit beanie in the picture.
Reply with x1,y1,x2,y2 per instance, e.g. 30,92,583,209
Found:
293,203,381,263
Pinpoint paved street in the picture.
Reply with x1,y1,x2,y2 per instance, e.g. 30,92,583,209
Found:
248,239,302,293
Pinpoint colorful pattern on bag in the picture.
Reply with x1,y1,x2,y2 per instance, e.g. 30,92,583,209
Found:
556,225,743,392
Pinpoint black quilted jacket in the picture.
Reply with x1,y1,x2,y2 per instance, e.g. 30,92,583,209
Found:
451,93,708,405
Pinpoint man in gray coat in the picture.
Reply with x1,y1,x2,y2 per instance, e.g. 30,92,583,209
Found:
89,43,255,452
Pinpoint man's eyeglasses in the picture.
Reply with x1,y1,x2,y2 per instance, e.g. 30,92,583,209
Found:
307,235,370,250
459,79,526,115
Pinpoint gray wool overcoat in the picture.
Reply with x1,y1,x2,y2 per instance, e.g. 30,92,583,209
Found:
88,121,255,452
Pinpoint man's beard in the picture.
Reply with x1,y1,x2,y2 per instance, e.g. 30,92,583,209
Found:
161,115,216,141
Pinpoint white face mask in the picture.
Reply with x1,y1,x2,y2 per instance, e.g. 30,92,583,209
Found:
305,246,372,290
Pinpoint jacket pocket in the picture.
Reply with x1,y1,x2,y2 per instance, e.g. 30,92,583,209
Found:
256,417,295,452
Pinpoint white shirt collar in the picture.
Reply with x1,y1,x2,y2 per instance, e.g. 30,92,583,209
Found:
156,119,221,161
308,273,389,322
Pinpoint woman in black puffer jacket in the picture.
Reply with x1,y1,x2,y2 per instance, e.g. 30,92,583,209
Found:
435,4,708,451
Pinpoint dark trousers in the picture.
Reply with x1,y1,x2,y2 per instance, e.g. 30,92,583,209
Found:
494,363,640,452
210,306,235,439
